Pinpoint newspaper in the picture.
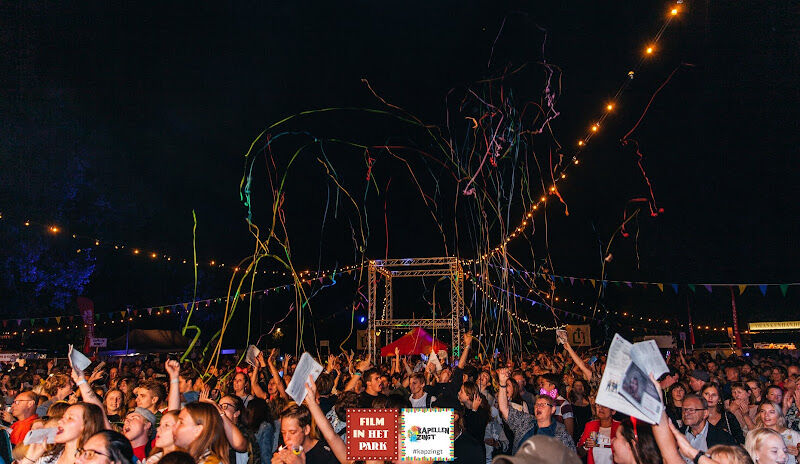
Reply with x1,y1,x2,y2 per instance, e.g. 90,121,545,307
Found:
68,345,91,371
285,352,323,405
595,333,668,424
24,427,58,444
245,345,261,367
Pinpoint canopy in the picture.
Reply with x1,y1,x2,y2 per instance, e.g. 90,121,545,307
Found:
107,329,190,352
380,327,448,357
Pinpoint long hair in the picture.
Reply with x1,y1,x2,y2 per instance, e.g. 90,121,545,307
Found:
181,402,230,464
618,418,662,464
148,410,179,458
568,379,590,404
701,383,724,414
243,398,273,433
755,401,787,429
708,445,754,464
91,430,135,464
46,403,107,459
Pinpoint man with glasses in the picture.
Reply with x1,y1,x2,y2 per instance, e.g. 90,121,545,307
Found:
679,394,736,462
4,392,38,445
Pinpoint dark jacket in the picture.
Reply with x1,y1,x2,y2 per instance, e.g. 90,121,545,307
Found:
680,422,738,448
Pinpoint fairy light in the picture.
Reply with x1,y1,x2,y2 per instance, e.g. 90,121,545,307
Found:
646,46,655,55
591,124,599,132
133,249,140,255
49,225,60,233
606,103,615,111
150,252,157,259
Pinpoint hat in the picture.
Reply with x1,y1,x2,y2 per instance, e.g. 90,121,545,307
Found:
131,407,157,431
690,369,711,382
492,436,580,464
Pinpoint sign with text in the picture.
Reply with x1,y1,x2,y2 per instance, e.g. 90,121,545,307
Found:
749,321,800,331
400,408,454,461
89,338,107,348
346,408,398,460
566,324,591,346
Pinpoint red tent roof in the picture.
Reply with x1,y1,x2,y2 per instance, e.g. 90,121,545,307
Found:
380,327,449,357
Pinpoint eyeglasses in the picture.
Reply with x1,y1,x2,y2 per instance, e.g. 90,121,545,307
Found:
682,407,707,414
75,449,110,459
220,403,236,411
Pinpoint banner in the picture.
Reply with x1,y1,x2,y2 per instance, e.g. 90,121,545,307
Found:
749,321,800,331
346,409,399,460
77,297,95,354
400,408,454,461
566,324,591,346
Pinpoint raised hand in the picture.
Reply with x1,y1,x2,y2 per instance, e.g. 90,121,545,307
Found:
165,359,180,379
355,353,372,372
496,367,509,385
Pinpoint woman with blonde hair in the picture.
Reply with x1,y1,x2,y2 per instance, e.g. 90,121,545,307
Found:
145,410,179,464
707,445,754,464
750,402,800,464
745,428,788,464
172,402,229,464
20,403,107,464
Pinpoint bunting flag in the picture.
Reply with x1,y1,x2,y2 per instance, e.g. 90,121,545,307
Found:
738,284,747,295
759,285,768,296
671,284,679,294
55,317,61,324
687,284,696,293
657,283,664,292
780,284,789,297
703,284,713,293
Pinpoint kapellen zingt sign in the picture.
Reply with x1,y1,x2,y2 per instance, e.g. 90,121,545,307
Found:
346,408,399,460
749,321,800,331
400,408,454,461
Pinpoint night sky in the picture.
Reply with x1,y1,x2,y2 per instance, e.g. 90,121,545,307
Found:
2,1,799,347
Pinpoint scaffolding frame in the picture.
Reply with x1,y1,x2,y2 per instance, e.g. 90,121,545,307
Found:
367,257,465,360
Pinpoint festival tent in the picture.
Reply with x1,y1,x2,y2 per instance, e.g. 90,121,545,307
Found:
106,329,190,353
380,327,448,357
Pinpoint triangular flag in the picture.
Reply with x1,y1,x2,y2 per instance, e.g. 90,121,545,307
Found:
738,285,747,295
625,281,633,288
602,281,608,289
120,311,126,318
688,284,696,293
657,283,664,292
240,294,246,301
590,279,596,288
703,284,713,293
780,284,789,297
612,281,620,287
1,321,6,328
16,320,21,326
759,285,767,296
569,277,575,285
30,319,35,326
44,318,49,324
182,303,189,311
148,308,153,315
55,317,61,324
671,284,679,293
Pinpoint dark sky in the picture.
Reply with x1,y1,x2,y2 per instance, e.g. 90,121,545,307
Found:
3,0,800,336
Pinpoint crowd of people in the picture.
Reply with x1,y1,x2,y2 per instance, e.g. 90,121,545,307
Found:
0,333,798,464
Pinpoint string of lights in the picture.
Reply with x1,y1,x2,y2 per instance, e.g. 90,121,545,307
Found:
468,2,684,264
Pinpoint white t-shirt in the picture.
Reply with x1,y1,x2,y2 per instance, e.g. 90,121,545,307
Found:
591,426,613,464
780,429,800,464
410,392,431,408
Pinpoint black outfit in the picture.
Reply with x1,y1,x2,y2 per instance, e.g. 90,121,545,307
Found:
452,431,486,464
463,407,490,443
712,410,745,444
572,403,592,443
680,422,739,448
304,441,339,464
318,395,336,415
425,366,465,406
357,391,385,408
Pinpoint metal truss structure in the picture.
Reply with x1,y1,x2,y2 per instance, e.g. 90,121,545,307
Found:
367,257,465,360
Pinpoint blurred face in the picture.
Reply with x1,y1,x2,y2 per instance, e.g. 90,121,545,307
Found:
136,388,159,410
725,367,739,382
741,365,752,376
173,409,203,448
689,376,705,392
280,417,309,448
409,377,424,395
155,414,176,449
365,373,381,394
682,397,708,427
439,369,452,384
123,413,151,442
572,381,585,396
671,386,686,402
771,369,784,383
541,379,556,393
732,387,750,402
219,397,240,423
57,381,74,400
104,391,122,413
788,366,800,379
612,427,634,464
596,405,613,420
267,377,279,396
702,387,720,408
754,434,788,464
766,387,783,404
478,372,490,389
759,403,781,428
75,434,112,464
513,374,525,388
178,376,193,393
707,362,718,373
533,398,555,423
11,392,37,419
56,405,85,443
748,381,762,399
233,373,247,393
109,368,118,379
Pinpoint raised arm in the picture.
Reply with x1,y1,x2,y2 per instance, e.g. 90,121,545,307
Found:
344,355,372,392
165,359,182,411
558,331,592,382
69,352,112,430
496,368,510,421
200,387,248,452
458,333,472,368
267,349,289,400
305,376,352,464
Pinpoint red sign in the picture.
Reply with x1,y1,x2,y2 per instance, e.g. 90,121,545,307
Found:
346,408,398,461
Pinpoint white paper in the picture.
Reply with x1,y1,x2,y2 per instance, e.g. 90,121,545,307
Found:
556,329,568,344
245,345,261,367
24,427,58,445
595,333,664,424
284,352,323,405
68,345,91,371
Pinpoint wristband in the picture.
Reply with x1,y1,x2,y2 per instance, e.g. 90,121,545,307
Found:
76,378,87,387
353,371,362,376
693,451,706,464
22,457,35,464
170,379,180,384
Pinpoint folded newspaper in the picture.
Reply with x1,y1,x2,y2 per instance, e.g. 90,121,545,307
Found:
285,352,323,405
595,333,668,424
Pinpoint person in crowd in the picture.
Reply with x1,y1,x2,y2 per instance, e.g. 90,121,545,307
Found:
512,371,536,412
690,371,711,394
37,375,74,417
577,404,620,464
726,382,758,434
145,410,179,464
540,373,576,438
172,402,230,464
273,404,338,464
5,391,39,445
497,368,575,453
103,390,125,427
569,378,592,443
702,383,745,443
122,408,156,461
745,428,789,464
157,451,196,464
135,381,166,427
747,381,764,406
437,397,485,464
352,366,385,408
457,381,490,443
667,383,688,428
408,373,433,408
74,430,135,464
765,386,784,407
680,394,738,455
213,394,256,464
231,373,254,409
750,402,800,464
242,398,274,464
21,403,106,464
177,369,199,406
